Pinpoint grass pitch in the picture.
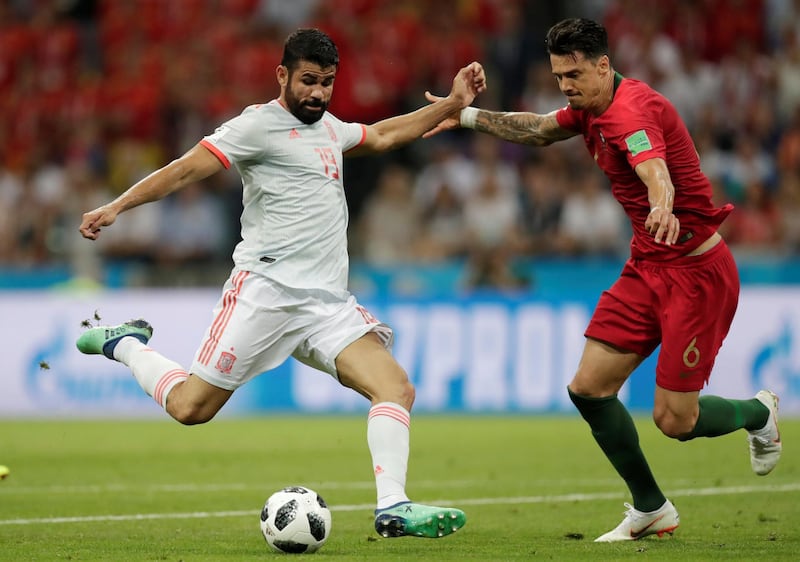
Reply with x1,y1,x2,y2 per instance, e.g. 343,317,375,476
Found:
1,415,798,561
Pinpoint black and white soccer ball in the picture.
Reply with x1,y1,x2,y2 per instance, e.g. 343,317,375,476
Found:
260,486,332,554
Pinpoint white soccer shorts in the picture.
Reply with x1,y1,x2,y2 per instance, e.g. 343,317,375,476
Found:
190,269,393,390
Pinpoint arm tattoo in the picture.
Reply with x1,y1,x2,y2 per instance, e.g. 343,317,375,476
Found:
473,110,573,146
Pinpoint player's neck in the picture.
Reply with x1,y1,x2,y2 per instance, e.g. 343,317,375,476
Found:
590,70,617,116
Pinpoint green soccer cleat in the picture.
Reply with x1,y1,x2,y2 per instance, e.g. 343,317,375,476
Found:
76,319,153,360
374,502,466,538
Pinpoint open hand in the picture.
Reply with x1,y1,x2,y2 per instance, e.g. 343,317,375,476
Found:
645,207,680,245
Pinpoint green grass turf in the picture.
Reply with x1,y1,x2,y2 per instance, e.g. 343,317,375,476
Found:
1,416,798,561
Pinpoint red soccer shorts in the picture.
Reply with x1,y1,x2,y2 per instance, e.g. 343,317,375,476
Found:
585,240,740,392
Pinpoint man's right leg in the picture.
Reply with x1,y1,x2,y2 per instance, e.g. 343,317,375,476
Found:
77,319,232,424
568,338,678,542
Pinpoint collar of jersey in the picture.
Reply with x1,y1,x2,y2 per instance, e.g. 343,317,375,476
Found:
613,71,624,98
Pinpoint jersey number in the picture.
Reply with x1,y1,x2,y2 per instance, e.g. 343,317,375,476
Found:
315,147,340,179
682,337,700,368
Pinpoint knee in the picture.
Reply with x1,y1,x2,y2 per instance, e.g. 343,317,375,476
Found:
652,409,696,440
379,375,415,411
395,379,415,411
568,381,604,399
347,363,415,410
568,370,626,399
166,399,216,426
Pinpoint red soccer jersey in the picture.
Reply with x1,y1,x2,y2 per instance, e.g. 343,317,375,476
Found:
556,75,732,260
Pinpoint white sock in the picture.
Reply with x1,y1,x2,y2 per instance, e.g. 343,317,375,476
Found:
368,402,411,510
113,336,189,409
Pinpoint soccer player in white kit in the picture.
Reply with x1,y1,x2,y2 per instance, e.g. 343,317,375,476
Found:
76,28,485,540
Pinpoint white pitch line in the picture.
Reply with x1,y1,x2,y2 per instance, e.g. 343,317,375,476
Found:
1,483,798,527
0,478,486,495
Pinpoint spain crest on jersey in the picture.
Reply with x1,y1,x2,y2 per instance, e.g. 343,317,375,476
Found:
215,351,237,375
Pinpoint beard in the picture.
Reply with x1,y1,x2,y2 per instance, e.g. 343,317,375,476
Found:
285,90,328,125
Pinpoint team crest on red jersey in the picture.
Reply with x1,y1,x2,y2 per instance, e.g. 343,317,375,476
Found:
215,351,237,375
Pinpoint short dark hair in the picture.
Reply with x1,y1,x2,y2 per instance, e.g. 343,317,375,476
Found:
281,28,339,71
546,18,608,61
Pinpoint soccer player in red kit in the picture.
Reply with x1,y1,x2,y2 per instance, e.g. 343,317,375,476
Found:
425,18,781,541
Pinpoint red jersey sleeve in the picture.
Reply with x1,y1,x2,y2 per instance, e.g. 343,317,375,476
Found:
555,105,582,132
613,105,668,169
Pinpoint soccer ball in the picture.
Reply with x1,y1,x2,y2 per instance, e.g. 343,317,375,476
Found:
260,486,332,554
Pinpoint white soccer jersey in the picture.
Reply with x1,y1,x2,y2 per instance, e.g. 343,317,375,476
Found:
200,100,366,295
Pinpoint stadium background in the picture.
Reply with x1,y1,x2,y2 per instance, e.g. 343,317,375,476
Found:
2,0,800,417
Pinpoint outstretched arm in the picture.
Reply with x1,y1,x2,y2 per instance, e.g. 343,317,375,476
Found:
79,143,223,240
423,101,578,147
348,62,487,156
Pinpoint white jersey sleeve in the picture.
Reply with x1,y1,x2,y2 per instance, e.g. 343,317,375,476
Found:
200,101,367,296
200,105,270,166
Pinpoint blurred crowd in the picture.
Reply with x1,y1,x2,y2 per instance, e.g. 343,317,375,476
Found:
1,0,800,290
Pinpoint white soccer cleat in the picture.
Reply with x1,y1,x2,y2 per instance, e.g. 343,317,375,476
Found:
748,390,782,476
594,500,679,542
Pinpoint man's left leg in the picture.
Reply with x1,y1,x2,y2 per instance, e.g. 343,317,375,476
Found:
655,386,781,475
655,238,781,475
335,334,466,539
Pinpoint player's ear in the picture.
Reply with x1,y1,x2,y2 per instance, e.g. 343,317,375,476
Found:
597,54,610,74
277,65,288,87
